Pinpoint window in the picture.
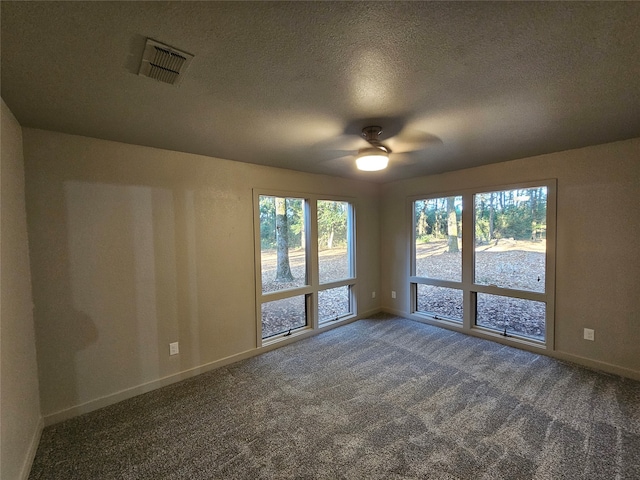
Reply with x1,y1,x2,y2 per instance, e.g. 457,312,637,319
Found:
411,195,463,324
259,196,307,294
317,200,355,325
257,195,309,339
410,182,555,347
318,286,350,324
476,294,545,340
473,187,549,341
416,284,463,322
255,192,356,343
261,295,307,339
318,200,352,284
414,196,462,282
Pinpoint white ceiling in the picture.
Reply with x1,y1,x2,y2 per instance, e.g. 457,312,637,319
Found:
2,2,639,182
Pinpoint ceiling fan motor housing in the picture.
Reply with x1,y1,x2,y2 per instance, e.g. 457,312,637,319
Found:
361,126,390,153
362,126,383,140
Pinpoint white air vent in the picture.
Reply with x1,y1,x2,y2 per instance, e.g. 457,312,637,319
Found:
138,38,194,86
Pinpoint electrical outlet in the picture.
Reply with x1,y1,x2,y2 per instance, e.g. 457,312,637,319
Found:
583,328,595,341
169,342,179,355
372,291,376,299
391,291,396,299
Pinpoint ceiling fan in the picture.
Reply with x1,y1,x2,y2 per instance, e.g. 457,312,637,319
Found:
321,123,442,172
356,126,392,171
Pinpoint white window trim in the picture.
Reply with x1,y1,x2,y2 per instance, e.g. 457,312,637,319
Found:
408,179,557,350
253,189,357,346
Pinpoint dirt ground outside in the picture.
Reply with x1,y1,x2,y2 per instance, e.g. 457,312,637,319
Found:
415,239,546,340
260,248,351,338
260,239,547,340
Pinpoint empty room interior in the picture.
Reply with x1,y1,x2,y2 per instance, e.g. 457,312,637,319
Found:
2,2,639,479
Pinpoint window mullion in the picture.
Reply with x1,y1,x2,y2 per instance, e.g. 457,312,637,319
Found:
308,198,319,329
348,203,356,279
409,277,462,290
471,284,546,302
261,285,315,303
461,191,475,331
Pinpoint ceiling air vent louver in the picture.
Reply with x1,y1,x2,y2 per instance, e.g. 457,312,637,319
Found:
138,38,194,86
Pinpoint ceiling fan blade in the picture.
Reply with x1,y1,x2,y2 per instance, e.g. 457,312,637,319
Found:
322,154,356,168
386,129,443,153
390,150,428,165
318,150,358,163
314,134,369,152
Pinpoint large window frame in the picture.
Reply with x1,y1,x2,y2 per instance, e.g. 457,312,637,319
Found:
253,190,357,346
409,180,556,349
411,195,463,324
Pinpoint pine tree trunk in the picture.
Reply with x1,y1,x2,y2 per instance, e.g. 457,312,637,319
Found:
275,197,294,282
447,197,459,253
418,210,427,237
489,192,495,240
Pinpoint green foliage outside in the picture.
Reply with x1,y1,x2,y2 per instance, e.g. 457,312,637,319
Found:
317,200,348,250
414,196,462,244
259,197,349,251
414,188,547,246
475,187,547,244
260,196,304,250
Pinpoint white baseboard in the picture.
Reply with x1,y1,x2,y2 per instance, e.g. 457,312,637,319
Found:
551,351,640,382
44,347,262,426
44,310,382,426
358,307,383,318
39,306,639,431
381,308,640,382
21,417,43,480
381,307,405,317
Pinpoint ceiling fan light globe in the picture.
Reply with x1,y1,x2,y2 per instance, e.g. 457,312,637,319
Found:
356,149,389,171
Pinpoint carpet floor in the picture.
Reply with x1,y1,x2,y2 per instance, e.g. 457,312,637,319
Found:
29,314,640,479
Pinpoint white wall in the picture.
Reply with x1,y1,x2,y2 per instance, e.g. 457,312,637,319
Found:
1,100,42,479
380,137,640,379
22,128,381,423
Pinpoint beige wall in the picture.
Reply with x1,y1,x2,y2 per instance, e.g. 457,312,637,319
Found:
15,121,640,432
1,100,42,479
22,128,381,422
380,137,640,379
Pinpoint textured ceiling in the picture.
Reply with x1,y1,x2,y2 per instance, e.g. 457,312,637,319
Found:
2,2,639,182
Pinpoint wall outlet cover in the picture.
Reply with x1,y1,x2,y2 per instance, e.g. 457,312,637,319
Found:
169,342,179,355
583,328,595,341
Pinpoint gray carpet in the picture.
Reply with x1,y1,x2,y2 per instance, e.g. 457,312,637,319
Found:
29,315,640,479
